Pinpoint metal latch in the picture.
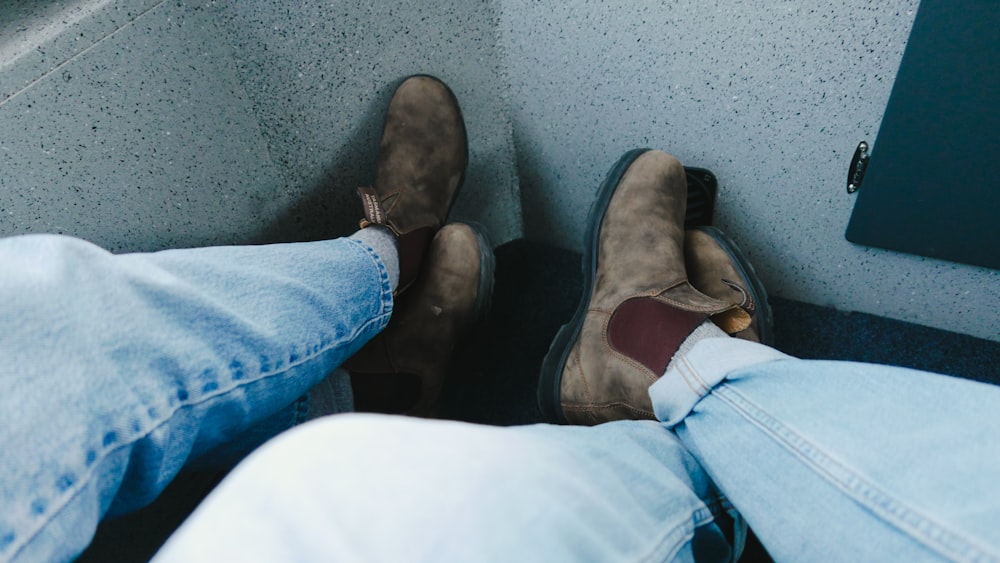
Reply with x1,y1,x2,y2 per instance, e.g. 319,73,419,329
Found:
847,141,870,193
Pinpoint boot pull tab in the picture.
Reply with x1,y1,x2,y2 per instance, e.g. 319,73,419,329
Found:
357,186,387,229
721,278,756,318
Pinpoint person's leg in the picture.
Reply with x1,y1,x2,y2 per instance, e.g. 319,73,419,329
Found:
650,164,1000,560
653,339,1000,561
2,73,470,562
536,146,1000,560
153,414,740,563
151,207,740,562
0,233,392,563
347,222,495,416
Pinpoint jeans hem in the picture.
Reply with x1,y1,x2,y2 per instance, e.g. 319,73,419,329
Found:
344,238,394,318
651,338,791,427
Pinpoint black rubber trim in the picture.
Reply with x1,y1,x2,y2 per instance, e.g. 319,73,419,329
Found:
537,148,652,424
682,167,718,228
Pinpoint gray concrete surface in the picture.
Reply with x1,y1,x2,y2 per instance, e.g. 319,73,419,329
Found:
1,0,280,251
214,0,521,245
1,0,997,340
0,0,521,253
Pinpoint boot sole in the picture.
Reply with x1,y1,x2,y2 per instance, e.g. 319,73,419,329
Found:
456,221,497,323
690,226,775,346
537,148,652,424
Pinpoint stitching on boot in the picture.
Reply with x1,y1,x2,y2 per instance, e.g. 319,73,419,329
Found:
601,312,659,383
574,344,594,404
564,402,655,418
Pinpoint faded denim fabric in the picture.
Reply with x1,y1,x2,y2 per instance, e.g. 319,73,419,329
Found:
0,235,392,563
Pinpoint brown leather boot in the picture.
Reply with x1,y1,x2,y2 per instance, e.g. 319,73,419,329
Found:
684,226,774,345
357,75,468,293
538,149,751,425
346,223,494,417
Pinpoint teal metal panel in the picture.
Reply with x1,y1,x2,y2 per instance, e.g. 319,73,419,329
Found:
846,0,1000,269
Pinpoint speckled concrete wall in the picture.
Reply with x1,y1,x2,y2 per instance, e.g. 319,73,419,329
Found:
0,0,521,253
499,0,1000,341
2,0,997,340
213,0,521,245
1,0,280,251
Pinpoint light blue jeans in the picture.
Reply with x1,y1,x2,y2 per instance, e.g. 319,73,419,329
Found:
3,234,999,562
153,342,1000,563
0,234,392,563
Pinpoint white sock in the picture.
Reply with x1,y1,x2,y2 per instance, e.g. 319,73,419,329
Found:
665,320,728,374
349,226,400,291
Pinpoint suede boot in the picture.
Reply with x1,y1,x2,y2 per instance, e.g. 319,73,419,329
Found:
684,226,774,345
538,149,751,425
357,75,468,293
346,223,494,417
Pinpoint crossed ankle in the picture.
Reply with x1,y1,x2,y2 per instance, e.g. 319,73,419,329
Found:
350,226,400,291
664,320,728,375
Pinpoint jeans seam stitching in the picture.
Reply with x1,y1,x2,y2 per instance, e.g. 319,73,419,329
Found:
636,506,719,563
712,383,999,562
344,238,394,315
9,254,393,560
9,312,391,561
680,355,712,395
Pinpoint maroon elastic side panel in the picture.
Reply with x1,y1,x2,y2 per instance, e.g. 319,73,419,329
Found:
396,227,434,292
607,297,708,376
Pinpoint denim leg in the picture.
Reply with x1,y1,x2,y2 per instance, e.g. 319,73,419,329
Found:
0,234,393,563
154,415,740,563
651,338,1000,562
